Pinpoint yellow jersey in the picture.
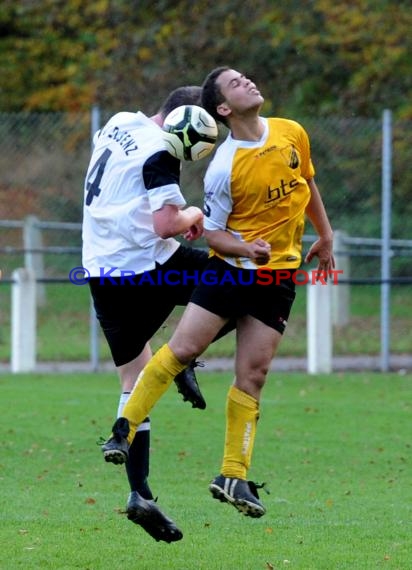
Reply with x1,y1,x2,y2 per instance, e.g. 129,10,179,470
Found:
203,117,314,269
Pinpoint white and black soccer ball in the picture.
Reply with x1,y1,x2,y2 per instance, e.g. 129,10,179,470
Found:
163,105,218,161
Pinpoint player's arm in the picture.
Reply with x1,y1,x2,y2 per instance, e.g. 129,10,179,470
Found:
203,164,270,263
144,149,204,239
204,229,270,265
153,204,203,239
304,178,335,271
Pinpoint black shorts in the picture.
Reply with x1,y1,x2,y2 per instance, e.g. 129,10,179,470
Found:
190,257,296,334
89,245,209,366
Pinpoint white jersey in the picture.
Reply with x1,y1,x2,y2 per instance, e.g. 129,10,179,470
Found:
82,111,184,276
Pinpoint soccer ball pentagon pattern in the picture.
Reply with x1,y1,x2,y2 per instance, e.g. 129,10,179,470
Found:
163,105,218,161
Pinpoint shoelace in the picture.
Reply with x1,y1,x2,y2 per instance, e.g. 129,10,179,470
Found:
248,481,270,498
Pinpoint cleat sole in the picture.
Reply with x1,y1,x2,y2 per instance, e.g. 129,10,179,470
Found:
103,449,127,465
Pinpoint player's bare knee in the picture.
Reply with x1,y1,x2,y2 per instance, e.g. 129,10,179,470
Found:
252,372,267,392
250,360,271,386
237,365,268,393
172,344,200,366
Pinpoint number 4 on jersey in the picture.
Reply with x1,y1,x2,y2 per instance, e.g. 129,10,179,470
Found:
85,148,112,205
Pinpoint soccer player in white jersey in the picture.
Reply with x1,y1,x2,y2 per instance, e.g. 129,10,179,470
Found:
83,86,225,543
101,67,334,523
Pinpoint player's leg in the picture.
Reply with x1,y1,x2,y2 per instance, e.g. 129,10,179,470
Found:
113,345,179,541
90,279,183,542
112,345,184,543
210,271,296,518
116,345,153,500
102,304,225,539
209,315,281,518
107,303,228,450
98,270,204,467
163,245,237,409
161,244,211,410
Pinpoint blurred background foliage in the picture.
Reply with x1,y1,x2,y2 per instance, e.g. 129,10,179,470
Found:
1,0,411,362
1,0,411,119
0,0,411,280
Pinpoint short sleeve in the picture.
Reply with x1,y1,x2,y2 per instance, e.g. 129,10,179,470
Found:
143,150,186,211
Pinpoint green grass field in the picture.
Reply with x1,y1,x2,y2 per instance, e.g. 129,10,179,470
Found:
1,370,411,569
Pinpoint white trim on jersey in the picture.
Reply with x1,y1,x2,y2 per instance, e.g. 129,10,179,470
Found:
203,118,270,270
203,118,270,234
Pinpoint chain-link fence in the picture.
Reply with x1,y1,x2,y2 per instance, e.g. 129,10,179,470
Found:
1,109,411,280
0,111,91,280
0,110,411,367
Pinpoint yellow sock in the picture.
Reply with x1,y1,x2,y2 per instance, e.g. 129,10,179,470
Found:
221,385,259,480
122,344,185,444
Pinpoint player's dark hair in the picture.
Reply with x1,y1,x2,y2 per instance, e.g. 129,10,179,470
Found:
201,66,230,126
159,86,202,118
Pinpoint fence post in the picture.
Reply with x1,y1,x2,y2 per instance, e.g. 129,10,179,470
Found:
89,104,101,372
23,215,46,306
11,268,37,373
332,230,350,327
380,109,392,372
307,280,333,374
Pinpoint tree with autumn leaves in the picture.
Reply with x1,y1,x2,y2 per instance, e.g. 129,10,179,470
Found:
1,0,411,118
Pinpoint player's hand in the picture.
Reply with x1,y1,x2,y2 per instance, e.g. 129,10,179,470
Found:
182,221,204,241
247,238,271,265
305,236,335,276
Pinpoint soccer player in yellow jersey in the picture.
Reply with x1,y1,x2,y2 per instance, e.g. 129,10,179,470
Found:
102,66,335,522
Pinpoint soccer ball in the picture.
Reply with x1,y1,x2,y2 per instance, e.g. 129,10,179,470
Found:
163,105,218,161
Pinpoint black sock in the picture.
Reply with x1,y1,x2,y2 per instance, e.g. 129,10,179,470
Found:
125,417,153,500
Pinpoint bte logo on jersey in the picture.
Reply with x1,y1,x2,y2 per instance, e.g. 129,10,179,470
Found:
265,178,299,204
